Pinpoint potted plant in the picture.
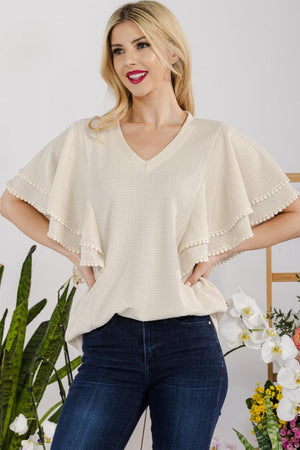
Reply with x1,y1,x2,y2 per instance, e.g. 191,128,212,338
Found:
0,245,82,449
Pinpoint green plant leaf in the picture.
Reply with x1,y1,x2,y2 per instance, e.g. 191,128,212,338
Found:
0,264,4,285
265,395,283,450
261,415,268,435
47,403,63,424
0,299,29,445
0,246,79,449
15,246,35,309
252,422,271,449
27,298,47,325
0,334,18,438
246,397,253,409
17,321,49,396
0,246,34,448
232,428,256,449
8,281,76,446
0,308,8,356
48,355,82,385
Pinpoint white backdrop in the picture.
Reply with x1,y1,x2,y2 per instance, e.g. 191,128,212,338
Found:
0,1,299,448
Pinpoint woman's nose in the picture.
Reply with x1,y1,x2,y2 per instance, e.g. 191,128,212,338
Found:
123,49,138,65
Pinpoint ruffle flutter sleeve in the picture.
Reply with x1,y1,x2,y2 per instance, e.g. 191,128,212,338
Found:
178,122,300,277
6,120,105,269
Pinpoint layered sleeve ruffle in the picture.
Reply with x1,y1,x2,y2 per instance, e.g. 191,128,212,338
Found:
178,122,300,277
6,120,105,270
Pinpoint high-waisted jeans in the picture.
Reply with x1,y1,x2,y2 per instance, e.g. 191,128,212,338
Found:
51,313,228,449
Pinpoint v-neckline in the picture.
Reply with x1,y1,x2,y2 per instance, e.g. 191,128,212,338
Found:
114,110,194,172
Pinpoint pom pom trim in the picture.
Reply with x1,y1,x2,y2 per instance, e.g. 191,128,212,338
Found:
17,170,50,195
6,183,81,235
179,189,299,275
6,184,105,268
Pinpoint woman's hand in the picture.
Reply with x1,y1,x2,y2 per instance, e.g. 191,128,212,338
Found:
68,252,96,290
76,265,96,290
184,255,222,286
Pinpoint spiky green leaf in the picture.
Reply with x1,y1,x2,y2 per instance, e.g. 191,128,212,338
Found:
232,428,256,449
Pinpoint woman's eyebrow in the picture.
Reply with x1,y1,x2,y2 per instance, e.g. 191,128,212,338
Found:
111,36,146,48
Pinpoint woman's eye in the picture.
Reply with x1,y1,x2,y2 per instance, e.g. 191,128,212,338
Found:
137,42,150,49
112,42,150,55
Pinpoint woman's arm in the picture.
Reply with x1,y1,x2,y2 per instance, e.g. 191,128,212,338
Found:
220,196,300,258
0,189,79,264
184,197,300,286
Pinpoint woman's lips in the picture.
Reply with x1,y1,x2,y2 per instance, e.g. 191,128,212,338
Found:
127,72,148,84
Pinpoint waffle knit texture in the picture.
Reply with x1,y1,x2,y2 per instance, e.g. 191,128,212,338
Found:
6,111,300,354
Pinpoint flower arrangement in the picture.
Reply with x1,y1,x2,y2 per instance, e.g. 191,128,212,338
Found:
248,381,284,429
237,380,300,450
247,380,300,449
218,278,300,449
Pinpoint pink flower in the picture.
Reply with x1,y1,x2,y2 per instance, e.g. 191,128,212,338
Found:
292,328,300,350
295,430,300,439
211,436,221,449
281,429,287,436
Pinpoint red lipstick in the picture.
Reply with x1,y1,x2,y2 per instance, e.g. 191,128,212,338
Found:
126,70,148,84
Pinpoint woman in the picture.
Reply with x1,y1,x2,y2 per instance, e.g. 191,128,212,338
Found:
1,1,300,449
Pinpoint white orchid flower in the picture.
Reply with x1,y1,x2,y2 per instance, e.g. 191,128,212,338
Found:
249,325,277,345
276,387,300,421
221,294,276,348
20,437,35,450
230,289,268,329
20,432,50,450
261,335,298,366
277,358,300,389
9,413,28,435
219,316,261,349
42,420,56,441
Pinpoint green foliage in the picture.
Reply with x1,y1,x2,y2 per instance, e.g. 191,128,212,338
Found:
265,272,300,337
0,245,82,449
233,394,283,449
232,428,255,449
265,395,283,449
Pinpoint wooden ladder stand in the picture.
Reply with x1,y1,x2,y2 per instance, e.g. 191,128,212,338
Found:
266,173,300,382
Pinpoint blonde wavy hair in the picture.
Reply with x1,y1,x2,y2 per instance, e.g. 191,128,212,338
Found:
88,0,195,141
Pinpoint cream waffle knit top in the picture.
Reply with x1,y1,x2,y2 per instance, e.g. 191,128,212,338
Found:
6,111,299,354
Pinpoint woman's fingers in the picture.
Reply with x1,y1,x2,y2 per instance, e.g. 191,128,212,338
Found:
76,265,96,289
184,255,220,286
184,263,210,286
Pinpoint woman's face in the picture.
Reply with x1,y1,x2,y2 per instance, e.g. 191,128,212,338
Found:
110,20,173,98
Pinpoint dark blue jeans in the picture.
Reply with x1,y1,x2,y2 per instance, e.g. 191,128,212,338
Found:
51,313,228,449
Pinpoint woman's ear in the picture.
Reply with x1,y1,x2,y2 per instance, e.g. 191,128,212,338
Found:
171,54,179,65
